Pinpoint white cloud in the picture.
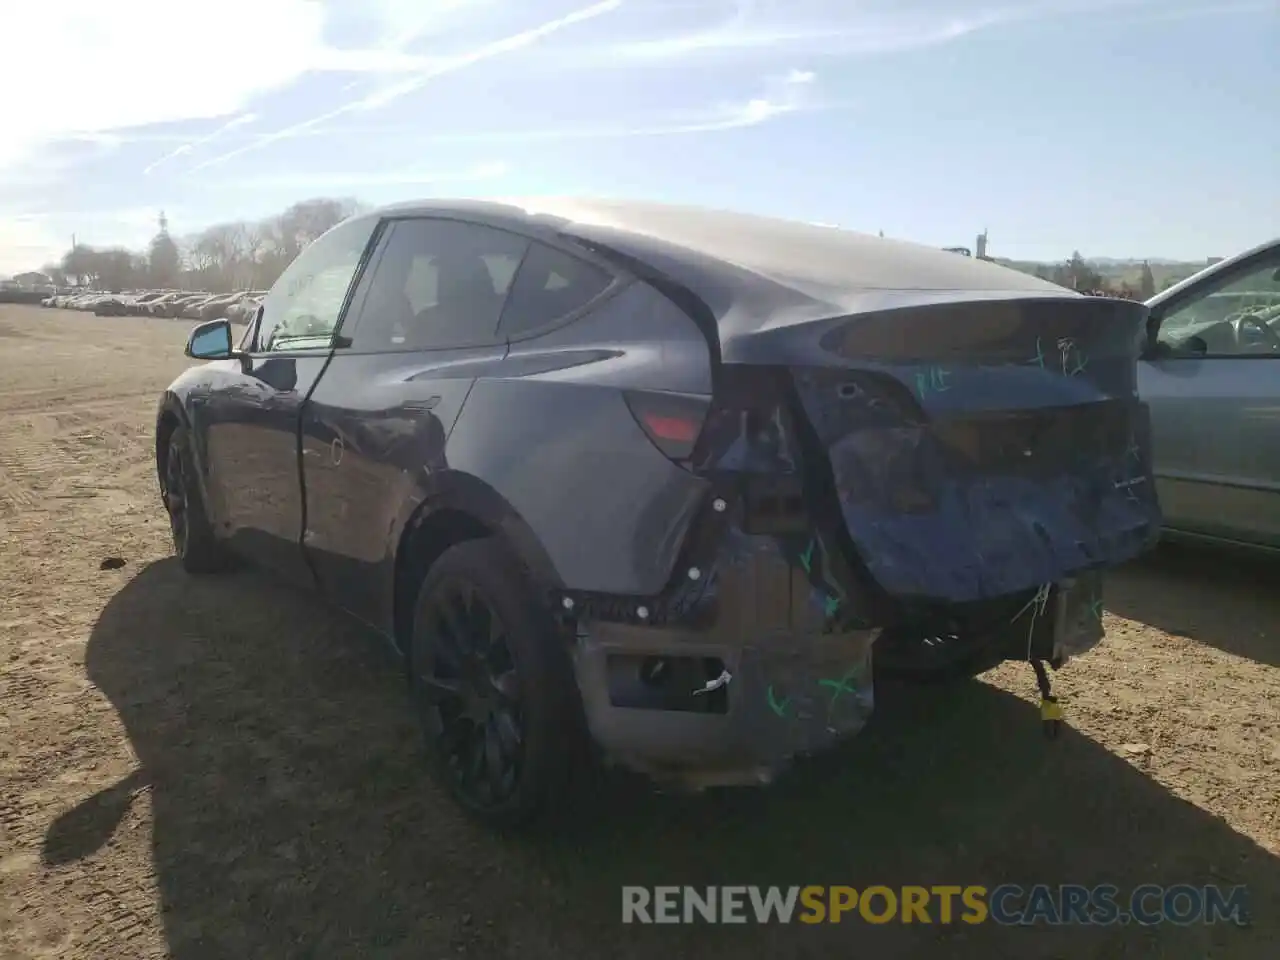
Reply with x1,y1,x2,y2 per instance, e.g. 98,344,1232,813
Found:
289,68,824,145
566,0,1263,64
582,0,1006,62
223,160,512,190
144,114,259,175
0,1,512,268
0,1,519,185
651,66,822,130
361,0,506,49
185,0,626,174
0,1,334,177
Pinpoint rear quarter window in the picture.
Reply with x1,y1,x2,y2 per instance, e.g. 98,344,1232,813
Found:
496,242,613,339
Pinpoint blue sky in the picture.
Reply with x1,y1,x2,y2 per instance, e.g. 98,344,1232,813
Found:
1,0,1276,274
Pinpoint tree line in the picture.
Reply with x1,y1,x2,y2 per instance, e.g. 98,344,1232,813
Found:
1018,250,1159,298
36,197,364,294
27,206,1167,301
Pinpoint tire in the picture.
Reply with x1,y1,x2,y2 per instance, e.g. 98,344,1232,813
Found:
162,426,231,574
407,537,584,830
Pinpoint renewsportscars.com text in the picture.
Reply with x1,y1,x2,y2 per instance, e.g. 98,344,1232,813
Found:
621,884,1250,926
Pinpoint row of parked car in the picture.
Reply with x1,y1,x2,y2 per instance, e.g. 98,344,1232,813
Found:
42,289,264,323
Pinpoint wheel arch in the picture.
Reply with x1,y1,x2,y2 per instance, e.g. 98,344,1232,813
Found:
155,392,222,521
390,470,564,655
154,393,190,489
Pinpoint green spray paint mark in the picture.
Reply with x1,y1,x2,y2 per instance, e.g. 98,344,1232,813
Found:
1055,337,1090,377
799,539,815,573
766,685,791,718
824,594,841,617
1028,337,1047,368
914,367,952,399
819,666,863,717
1090,596,1105,621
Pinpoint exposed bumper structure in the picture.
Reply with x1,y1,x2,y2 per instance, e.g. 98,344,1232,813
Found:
555,502,880,785
572,619,879,788
562,518,1111,786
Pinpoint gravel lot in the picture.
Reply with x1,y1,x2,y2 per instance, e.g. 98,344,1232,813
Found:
1,305,1277,959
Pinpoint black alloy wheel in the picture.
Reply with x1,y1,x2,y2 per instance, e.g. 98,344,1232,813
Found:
164,432,190,555
408,538,583,829
414,578,525,809
162,426,229,574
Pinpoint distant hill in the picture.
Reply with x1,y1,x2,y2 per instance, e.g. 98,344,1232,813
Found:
1083,257,1200,267
993,256,1211,292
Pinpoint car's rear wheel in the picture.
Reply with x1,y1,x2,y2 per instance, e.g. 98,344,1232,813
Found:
163,426,230,574
408,538,582,830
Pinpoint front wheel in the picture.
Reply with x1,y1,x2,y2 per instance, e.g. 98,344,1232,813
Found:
162,426,231,574
408,538,584,830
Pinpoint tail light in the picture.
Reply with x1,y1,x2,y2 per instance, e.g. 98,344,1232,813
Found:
623,389,710,462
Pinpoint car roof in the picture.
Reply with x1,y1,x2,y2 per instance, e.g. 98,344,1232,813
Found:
354,197,1079,336
366,197,1065,301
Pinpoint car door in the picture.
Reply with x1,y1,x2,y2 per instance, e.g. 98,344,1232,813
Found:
1139,246,1280,545
197,214,380,587
298,217,531,631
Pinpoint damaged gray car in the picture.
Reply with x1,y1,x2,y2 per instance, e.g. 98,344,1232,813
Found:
155,198,1162,828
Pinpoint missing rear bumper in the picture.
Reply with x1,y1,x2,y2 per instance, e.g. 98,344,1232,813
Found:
571,620,879,789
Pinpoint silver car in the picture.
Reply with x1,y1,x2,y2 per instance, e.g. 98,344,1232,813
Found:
1139,237,1280,549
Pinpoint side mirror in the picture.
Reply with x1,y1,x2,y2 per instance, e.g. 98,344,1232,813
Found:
186,318,235,360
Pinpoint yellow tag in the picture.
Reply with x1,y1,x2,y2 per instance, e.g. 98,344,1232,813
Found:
1040,699,1064,722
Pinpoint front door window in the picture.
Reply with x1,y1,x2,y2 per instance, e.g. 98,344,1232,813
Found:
1157,258,1280,356
256,215,379,352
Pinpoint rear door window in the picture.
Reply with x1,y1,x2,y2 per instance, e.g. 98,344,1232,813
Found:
347,218,529,351
496,243,613,339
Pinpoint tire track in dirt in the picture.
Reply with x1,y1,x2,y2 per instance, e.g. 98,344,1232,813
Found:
0,396,159,518
0,423,117,516
0,425,79,516
0,389,159,418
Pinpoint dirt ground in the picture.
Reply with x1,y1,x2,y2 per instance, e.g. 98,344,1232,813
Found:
0,304,1276,960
